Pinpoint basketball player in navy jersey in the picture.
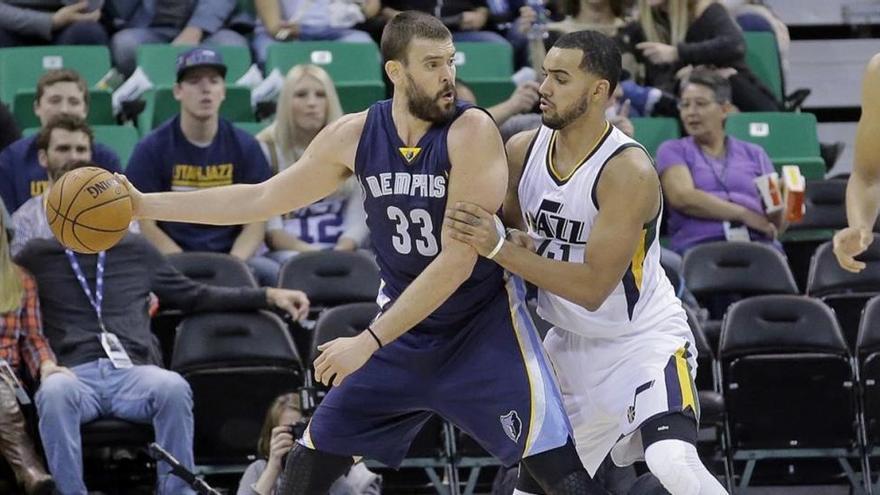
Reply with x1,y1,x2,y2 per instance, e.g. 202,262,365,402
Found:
119,11,606,495
446,31,728,494
834,53,880,272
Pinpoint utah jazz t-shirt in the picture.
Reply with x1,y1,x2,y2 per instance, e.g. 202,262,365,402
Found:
126,116,271,253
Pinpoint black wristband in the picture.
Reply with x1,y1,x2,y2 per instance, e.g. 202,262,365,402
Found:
365,327,383,349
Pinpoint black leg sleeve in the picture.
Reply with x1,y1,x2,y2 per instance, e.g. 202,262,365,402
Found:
521,438,610,495
276,443,354,495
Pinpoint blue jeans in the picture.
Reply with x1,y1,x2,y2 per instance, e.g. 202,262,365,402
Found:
252,26,375,65
0,21,108,48
111,26,249,76
35,359,195,495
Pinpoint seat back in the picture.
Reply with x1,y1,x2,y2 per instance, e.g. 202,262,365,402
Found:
167,251,257,288
743,31,784,102
807,236,880,297
684,305,714,392
171,311,302,465
631,117,680,158
136,44,252,86
725,111,824,178
790,179,846,231
278,251,380,309
0,45,111,104
233,121,269,136
858,296,880,447
454,42,516,106
266,41,383,83
14,90,114,129
719,296,855,450
682,241,799,297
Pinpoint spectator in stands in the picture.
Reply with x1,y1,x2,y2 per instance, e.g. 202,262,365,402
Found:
255,65,368,270
0,69,121,214
619,0,780,112
107,0,253,76
454,78,541,141
381,0,509,45
11,116,140,256
13,201,311,495
238,392,381,495
251,0,379,65
0,101,20,154
0,204,58,495
656,68,785,254
126,48,277,285
0,0,108,47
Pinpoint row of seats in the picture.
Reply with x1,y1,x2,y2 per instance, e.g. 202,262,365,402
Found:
634,111,825,179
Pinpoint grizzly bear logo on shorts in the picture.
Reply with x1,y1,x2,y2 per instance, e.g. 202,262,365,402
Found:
500,410,522,443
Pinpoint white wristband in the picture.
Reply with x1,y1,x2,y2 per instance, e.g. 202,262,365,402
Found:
486,235,505,260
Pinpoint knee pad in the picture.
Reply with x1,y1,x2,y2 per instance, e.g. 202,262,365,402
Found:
643,440,700,495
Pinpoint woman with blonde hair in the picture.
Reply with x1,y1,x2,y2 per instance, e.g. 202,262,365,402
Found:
256,65,368,274
237,392,381,494
621,0,779,111
0,205,68,494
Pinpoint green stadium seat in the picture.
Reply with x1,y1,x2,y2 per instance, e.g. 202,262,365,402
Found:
265,42,385,113
725,112,825,179
0,45,112,104
631,117,680,158
13,89,115,129
233,121,269,135
137,86,254,134
743,32,783,103
136,44,253,86
22,124,141,169
454,42,515,107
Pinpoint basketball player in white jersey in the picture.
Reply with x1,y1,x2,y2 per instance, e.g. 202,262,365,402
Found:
834,53,880,272
446,30,728,494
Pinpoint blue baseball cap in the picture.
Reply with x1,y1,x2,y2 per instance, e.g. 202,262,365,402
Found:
175,47,227,82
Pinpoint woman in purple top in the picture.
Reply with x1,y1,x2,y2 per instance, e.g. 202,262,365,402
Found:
656,68,787,254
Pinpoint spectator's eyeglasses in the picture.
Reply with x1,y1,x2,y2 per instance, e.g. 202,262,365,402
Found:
677,99,716,110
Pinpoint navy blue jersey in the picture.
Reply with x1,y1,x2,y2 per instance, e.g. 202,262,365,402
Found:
354,100,503,329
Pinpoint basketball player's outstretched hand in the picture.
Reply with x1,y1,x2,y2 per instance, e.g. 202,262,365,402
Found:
314,332,378,387
113,173,144,219
833,226,873,273
445,202,502,257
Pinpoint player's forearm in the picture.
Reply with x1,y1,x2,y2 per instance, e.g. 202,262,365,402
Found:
846,168,880,231
494,242,609,311
230,222,266,260
370,246,477,345
139,183,275,226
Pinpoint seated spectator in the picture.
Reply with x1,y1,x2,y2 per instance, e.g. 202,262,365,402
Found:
454,78,540,142
619,0,780,112
0,204,58,495
11,115,140,256
656,68,785,254
107,0,253,76
382,0,509,45
126,48,277,285
0,0,108,47
238,392,381,495
255,65,368,267
0,69,121,214
0,101,20,154
252,0,378,65
14,201,310,494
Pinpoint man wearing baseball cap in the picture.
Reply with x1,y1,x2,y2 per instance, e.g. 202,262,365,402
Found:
125,47,277,284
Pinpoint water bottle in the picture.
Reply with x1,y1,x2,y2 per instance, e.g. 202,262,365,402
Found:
526,0,548,41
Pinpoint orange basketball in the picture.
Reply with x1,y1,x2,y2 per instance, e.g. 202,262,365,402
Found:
46,167,132,254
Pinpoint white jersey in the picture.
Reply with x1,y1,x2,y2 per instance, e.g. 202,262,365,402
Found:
518,123,685,339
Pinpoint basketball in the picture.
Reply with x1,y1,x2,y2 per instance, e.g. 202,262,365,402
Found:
45,167,132,254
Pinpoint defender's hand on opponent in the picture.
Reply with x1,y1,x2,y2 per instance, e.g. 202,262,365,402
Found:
314,332,378,387
445,202,535,257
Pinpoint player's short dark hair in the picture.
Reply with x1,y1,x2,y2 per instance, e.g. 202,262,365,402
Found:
36,114,94,152
552,30,622,95
35,68,90,108
681,67,733,103
381,11,452,65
